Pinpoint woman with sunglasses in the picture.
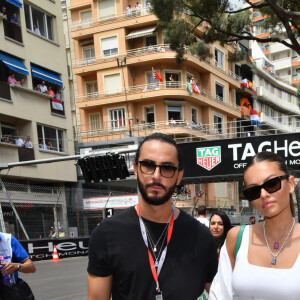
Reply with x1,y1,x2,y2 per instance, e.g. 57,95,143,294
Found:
209,151,300,300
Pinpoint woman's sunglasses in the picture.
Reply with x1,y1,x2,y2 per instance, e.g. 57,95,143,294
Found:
243,174,289,201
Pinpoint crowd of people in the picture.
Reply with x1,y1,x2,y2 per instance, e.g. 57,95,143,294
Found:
0,135,33,148
6,72,65,100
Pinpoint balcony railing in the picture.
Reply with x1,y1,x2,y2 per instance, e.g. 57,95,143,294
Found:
262,114,299,133
70,7,153,31
3,20,23,43
74,44,241,83
257,86,300,114
0,81,11,101
76,82,239,110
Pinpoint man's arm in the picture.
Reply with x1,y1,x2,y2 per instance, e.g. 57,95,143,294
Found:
88,274,112,300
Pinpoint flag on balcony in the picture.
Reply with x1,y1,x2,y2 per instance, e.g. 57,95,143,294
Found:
152,68,163,82
249,56,254,62
186,83,193,94
52,98,63,111
250,109,261,127
192,84,200,94
240,79,248,88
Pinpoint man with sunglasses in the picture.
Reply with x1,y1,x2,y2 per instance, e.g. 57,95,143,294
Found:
88,133,218,300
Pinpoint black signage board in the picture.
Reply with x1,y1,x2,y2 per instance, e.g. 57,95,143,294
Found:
20,237,89,261
178,133,300,184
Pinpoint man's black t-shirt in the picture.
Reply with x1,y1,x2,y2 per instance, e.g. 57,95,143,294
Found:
88,206,218,300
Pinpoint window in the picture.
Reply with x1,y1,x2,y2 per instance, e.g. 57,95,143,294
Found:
98,0,116,19
0,121,16,140
215,48,224,69
166,72,180,88
215,83,225,102
215,182,226,198
24,3,55,41
191,108,197,123
83,47,95,60
213,114,223,134
86,81,98,97
80,10,92,22
167,106,182,121
89,113,101,132
104,74,121,95
109,108,126,130
37,125,64,152
145,35,157,46
101,36,118,57
144,106,154,123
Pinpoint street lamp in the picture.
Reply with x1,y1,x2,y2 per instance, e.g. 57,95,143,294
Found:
117,57,132,137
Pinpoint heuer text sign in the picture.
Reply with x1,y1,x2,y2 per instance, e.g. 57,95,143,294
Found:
179,133,300,181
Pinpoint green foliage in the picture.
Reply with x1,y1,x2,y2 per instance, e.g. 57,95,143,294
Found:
151,0,300,61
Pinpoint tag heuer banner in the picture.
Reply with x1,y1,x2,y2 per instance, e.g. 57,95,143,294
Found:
178,133,300,183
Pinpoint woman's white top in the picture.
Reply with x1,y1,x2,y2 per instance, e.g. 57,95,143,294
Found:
209,225,300,300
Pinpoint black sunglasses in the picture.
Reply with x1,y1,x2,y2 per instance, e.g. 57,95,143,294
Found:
138,160,178,178
243,174,289,201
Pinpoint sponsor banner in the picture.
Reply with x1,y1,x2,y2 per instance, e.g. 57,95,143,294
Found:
20,237,89,261
83,194,138,210
178,133,300,182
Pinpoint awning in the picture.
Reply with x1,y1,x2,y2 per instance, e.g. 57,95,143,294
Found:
31,65,63,86
4,0,22,8
0,51,29,75
126,26,156,40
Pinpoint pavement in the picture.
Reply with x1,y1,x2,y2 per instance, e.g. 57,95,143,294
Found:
20,256,88,300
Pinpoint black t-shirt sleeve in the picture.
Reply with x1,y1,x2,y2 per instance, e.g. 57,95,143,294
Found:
206,235,219,283
87,222,113,277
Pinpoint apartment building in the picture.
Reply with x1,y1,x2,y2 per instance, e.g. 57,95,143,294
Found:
0,0,76,238
68,0,242,226
251,1,300,86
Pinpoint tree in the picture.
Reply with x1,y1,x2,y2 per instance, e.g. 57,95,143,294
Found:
151,0,300,62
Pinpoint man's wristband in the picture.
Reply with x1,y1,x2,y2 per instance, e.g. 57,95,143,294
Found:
17,264,22,271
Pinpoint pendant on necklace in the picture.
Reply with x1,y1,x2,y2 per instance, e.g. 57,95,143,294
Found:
271,257,276,265
155,260,159,267
153,247,157,253
274,242,279,249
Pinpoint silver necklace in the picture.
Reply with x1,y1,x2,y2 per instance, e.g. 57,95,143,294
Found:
263,218,295,265
141,212,173,253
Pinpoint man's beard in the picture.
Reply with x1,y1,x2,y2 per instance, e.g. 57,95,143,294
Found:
137,177,177,206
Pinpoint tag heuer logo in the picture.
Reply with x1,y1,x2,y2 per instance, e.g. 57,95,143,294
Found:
196,146,221,171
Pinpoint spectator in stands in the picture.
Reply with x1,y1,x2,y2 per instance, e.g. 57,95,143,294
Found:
9,12,18,24
47,141,53,150
1,134,13,144
34,84,41,91
55,86,65,100
15,135,24,146
40,81,47,93
46,86,55,97
33,24,40,35
39,140,48,149
18,78,25,87
1,6,7,17
7,73,18,85
24,136,33,149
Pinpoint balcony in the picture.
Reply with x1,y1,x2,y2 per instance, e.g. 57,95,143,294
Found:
74,118,239,143
0,142,35,164
73,44,241,84
76,82,240,113
272,57,291,70
256,86,300,114
269,43,289,54
3,20,23,44
70,6,154,32
261,114,299,133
